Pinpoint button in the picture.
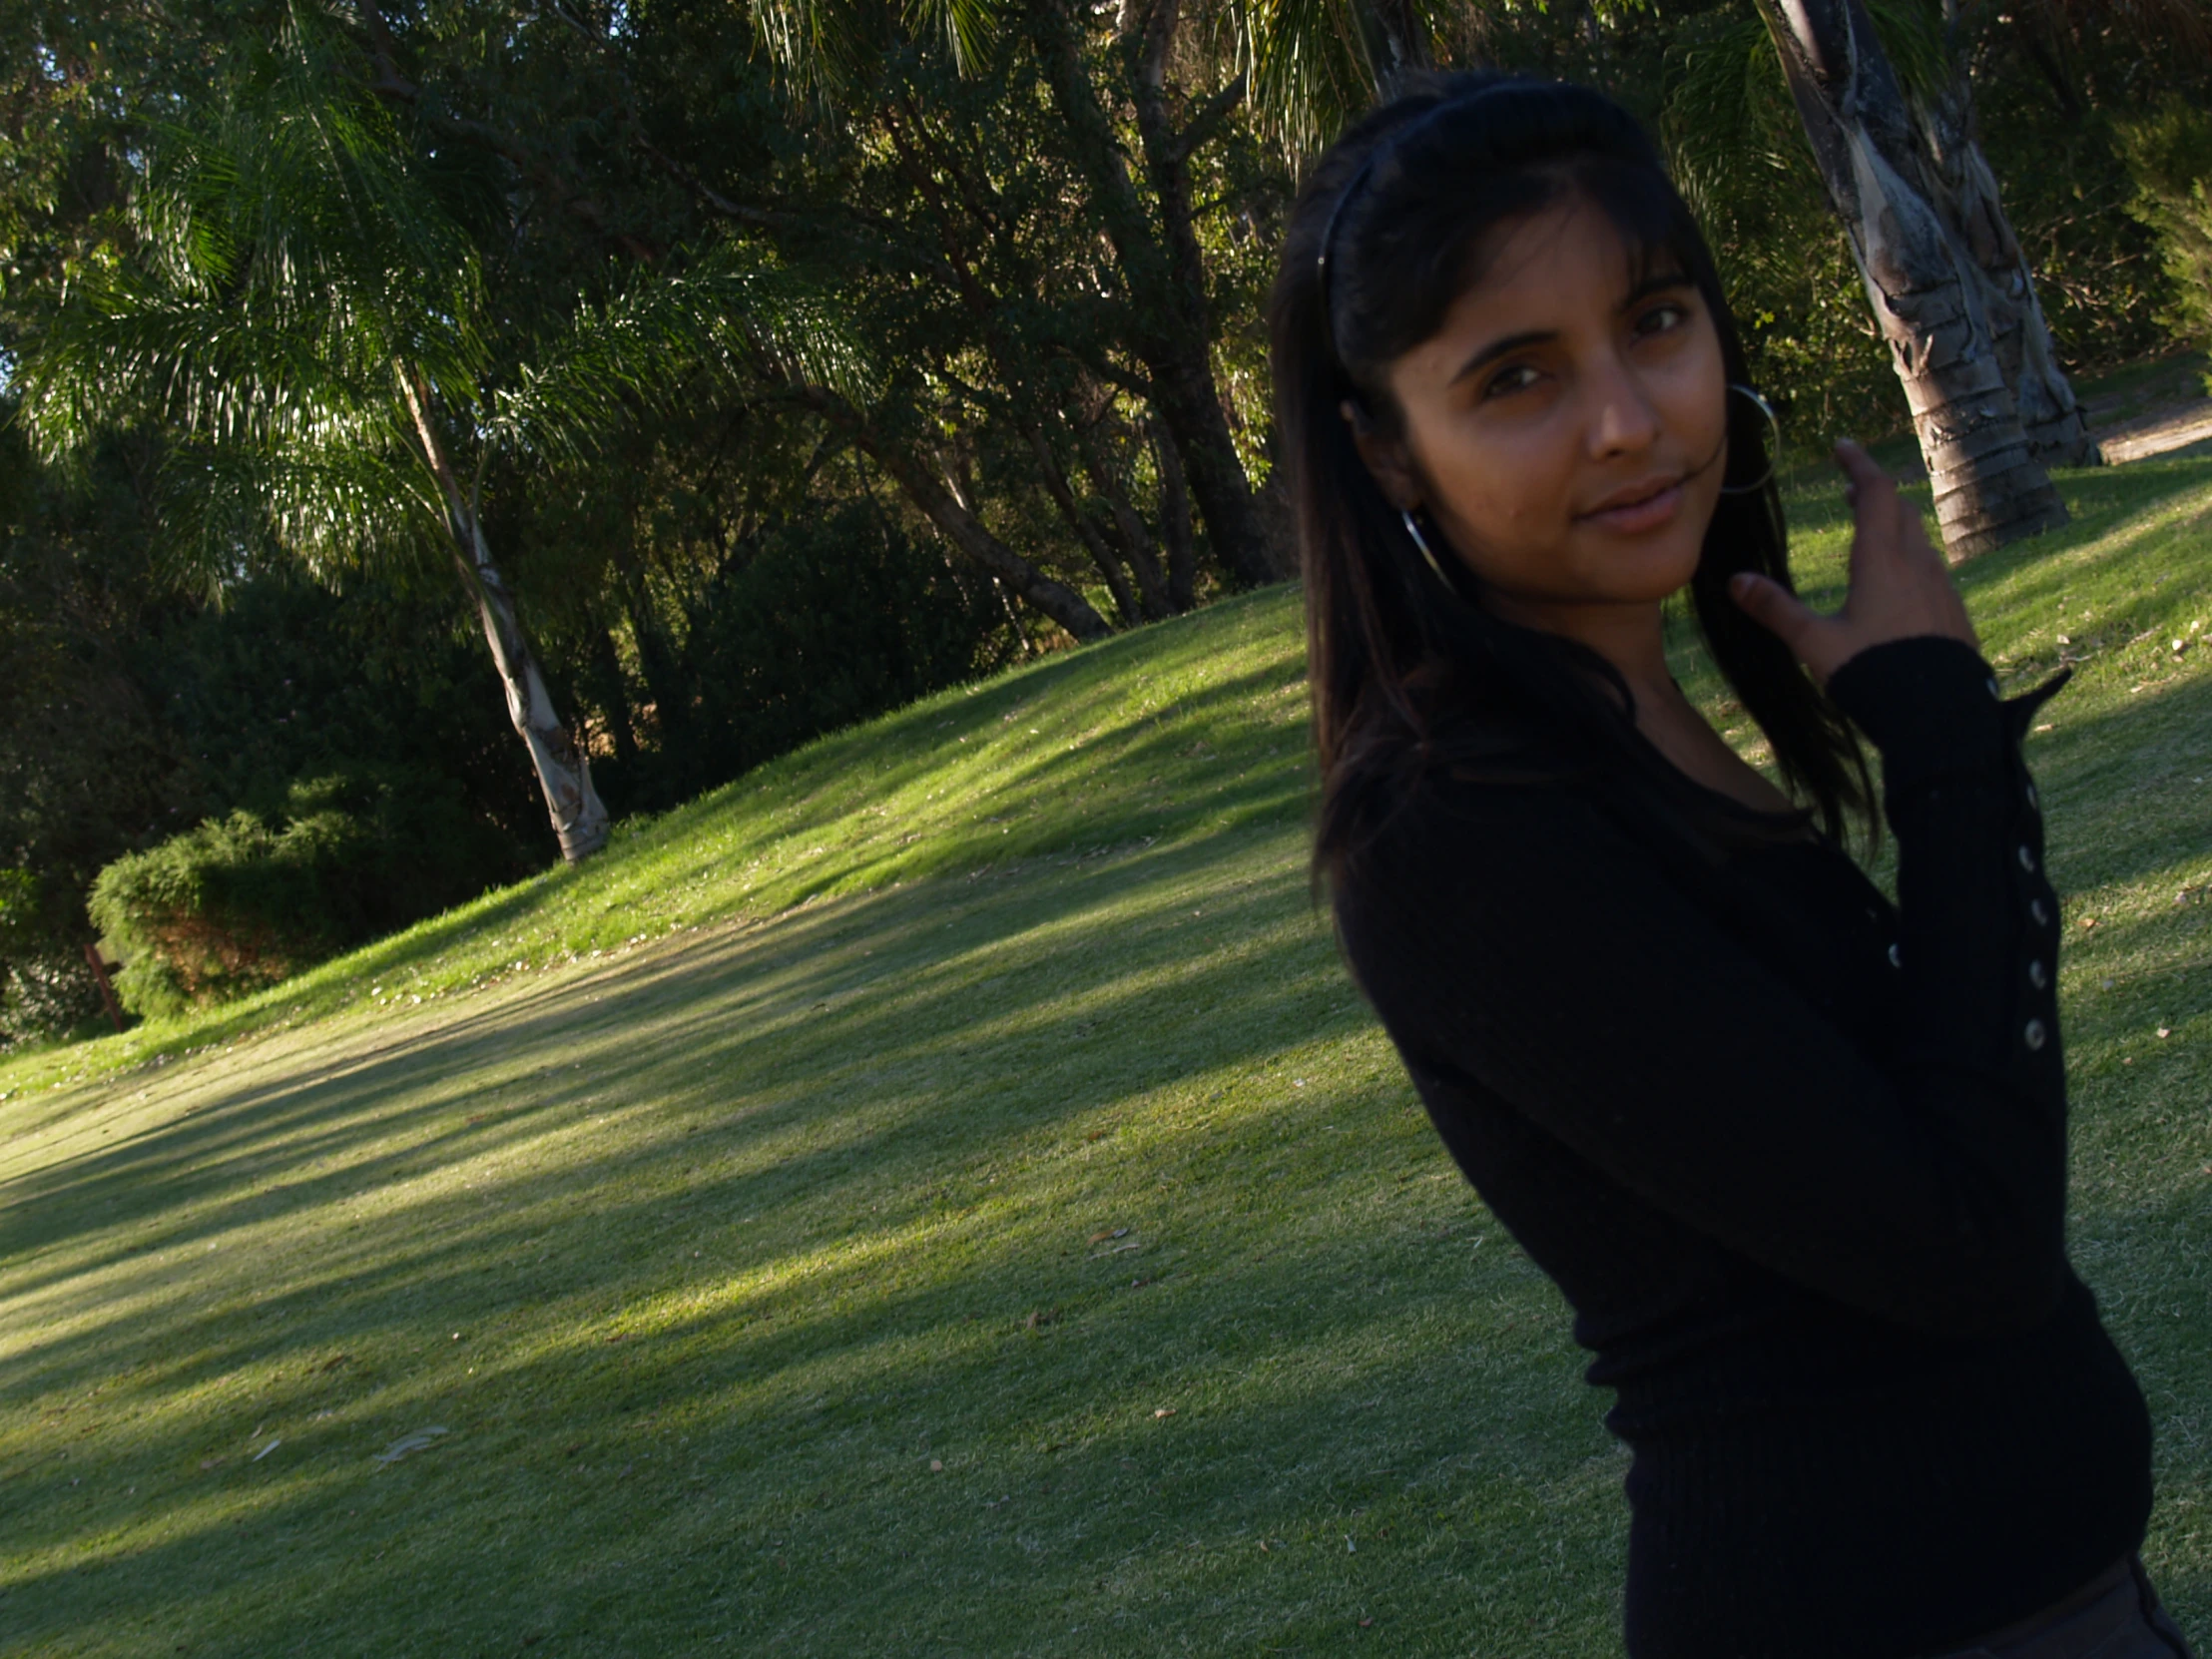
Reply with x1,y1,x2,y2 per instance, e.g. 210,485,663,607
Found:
2017,844,2036,871
2028,960,2047,989
1987,677,2001,700
2030,898,2049,925
2024,1019,2047,1051
1888,942,1903,969
2025,783,2038,811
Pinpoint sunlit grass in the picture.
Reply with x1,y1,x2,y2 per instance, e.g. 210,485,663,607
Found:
3,458,2209,1656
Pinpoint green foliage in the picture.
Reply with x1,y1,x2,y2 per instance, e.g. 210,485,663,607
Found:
0,868,35,948
674,502,1019,789
2116,96,2212,351
0,868,84,1046
89,768,530,1016
13,4,855,590
0,415,551,1045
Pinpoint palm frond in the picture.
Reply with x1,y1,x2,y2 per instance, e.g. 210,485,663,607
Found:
1661,7,1807,231
1231,0,1381,159
487,240,873,464
903,0,1009,74
12,0,489,576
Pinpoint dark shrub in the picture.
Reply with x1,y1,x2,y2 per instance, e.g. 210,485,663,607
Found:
88,768,527,1015
668,503,1014,791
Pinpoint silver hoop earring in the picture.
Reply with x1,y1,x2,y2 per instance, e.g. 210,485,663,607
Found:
1719,383,1780,496
1401,508,1450,585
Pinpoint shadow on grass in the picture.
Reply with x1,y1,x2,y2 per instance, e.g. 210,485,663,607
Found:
2,821,1655,1656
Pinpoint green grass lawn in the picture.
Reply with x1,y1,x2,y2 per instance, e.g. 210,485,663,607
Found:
5,459,2210,1657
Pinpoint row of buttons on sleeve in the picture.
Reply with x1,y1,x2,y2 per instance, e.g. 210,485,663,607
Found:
1998,676,2053,1055
1880,673,2062,1059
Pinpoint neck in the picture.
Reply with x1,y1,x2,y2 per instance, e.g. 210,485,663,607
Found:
1477,590,1681,718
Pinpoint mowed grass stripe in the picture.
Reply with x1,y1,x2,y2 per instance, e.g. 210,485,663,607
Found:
3,459,2209,1656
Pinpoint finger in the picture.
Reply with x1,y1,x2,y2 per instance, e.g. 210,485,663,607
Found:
1728,571,1822,656
1898,496,1944,566
1835,440,1902,550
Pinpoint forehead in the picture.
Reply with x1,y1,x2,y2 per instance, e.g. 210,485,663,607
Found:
1457,198,1650,324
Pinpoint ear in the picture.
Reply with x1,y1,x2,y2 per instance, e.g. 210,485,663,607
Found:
1341,400,1422,513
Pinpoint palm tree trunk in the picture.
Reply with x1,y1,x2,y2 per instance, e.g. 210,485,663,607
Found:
398,368,612,861
1759,0,2070,558
1909,32,2098,467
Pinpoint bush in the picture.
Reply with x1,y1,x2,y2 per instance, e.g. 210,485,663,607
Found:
2116,96,2212,352
0,866,103,1045
610,502,1015,802
88,768,527,1016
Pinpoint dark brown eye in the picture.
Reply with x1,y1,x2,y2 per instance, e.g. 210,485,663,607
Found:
1635,301,1689,337
1483,362,1541,400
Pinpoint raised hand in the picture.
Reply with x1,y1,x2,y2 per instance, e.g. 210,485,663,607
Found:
1727,440,1980,688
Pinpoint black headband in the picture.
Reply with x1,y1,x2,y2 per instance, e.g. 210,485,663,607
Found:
1314,81,1530,349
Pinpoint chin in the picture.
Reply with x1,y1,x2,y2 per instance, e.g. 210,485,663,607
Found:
1591,538,1704,603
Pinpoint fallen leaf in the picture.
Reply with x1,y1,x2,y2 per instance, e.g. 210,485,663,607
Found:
1154,1407,1176,1419
373,1426,450,1467
1088,1227,1129,1245
2080,916,2098,929
2157,1027,2171,1038
929,1458,944,1472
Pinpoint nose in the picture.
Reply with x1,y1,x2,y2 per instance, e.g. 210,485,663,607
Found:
1584,351,1661,459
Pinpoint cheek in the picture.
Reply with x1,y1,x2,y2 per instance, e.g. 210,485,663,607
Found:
1670,340,1731,459
1422,417,1572,532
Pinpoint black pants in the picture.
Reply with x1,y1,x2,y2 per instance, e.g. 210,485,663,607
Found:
1927,1555,2200,1659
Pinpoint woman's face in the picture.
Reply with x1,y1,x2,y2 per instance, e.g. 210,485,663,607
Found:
1356,196,1729,628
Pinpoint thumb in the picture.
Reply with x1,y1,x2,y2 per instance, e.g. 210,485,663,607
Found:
1728,570,1819,654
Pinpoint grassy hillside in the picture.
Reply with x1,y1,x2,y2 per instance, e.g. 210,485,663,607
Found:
4,458,2210,1657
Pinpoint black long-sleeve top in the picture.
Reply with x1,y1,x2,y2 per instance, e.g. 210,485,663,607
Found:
1330,636,2153,1659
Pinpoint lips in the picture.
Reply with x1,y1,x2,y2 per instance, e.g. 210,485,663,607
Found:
1577,474,1685,534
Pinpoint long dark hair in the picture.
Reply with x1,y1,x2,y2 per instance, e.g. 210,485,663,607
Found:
1272,72,1873,879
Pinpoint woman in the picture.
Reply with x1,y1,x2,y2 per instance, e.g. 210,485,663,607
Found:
1272,72,2199,1659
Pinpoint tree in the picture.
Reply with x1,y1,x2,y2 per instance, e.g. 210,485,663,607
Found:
736,0,1289,589
14,5,853,859
1755,0,2082,557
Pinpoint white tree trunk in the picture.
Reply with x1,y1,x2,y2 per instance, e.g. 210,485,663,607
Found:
456,516,611,862
1762,0,2071,558
399,367,611,862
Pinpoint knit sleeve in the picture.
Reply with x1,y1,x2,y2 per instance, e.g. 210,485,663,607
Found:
1332,636,2074,1339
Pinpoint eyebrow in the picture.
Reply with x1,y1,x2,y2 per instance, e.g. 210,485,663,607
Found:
1447,269,1697,386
